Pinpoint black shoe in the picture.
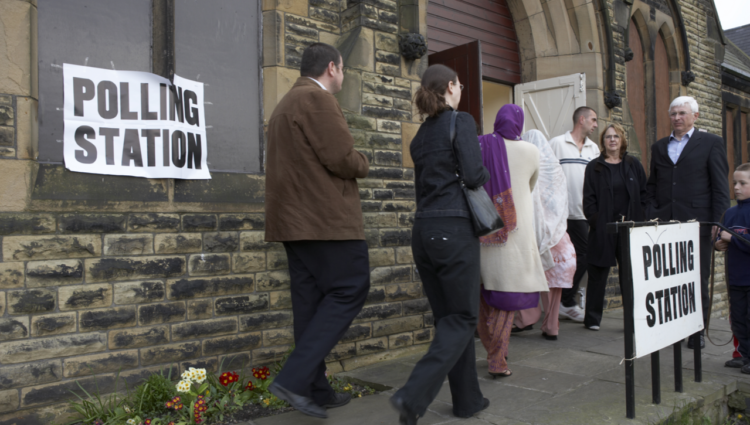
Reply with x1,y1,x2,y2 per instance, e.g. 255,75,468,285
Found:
725,358,750,368
322,392,351,409
542,332,557,341
511,325,533,333
390,395,418,425
741,363,750,375
686,334,705,349
454,397,490,418
268,382,328,419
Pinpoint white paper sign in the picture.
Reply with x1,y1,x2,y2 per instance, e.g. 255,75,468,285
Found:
63,63,210,179
630,222,703,358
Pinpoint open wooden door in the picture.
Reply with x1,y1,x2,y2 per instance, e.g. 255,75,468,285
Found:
514,73,587,140
428,40,483,133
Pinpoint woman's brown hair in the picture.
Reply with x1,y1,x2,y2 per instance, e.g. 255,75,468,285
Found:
599,123,628,159
413,64,458,118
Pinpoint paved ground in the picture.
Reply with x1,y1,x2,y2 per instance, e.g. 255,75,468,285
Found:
246,310,750,425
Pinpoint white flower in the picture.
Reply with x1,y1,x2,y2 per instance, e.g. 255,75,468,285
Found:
194,369,207,384
176,379,192,393
124,406,131,414
126,420,136,425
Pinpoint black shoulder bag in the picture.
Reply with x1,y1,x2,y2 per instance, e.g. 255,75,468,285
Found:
450,110,504,237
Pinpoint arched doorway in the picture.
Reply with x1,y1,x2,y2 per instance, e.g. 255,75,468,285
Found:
426,0,521,134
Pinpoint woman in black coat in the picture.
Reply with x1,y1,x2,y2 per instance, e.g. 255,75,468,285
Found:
582,123,647,330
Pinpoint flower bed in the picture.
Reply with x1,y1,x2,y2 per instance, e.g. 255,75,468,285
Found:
61,351,376,425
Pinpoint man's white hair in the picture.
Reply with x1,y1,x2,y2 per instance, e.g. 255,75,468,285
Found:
669,96,699,114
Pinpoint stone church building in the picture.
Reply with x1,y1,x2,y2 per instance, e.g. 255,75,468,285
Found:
0,0,748,422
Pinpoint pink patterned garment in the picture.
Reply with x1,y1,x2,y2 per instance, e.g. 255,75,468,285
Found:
544,232,576,289
479,190,517,246
477,296,514,373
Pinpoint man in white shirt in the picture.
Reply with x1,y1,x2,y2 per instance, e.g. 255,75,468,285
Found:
548,107,600,324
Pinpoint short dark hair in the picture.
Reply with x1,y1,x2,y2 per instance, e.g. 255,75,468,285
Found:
573,106,596,125
300,43,341,78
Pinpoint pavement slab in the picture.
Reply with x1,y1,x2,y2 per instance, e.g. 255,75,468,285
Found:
240,312,750,425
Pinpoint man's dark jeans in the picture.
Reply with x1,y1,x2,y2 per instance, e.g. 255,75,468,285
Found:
395,217,484,418
275,240,370,405
562,219,589,308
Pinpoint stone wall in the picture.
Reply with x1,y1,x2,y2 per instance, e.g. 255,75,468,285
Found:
0,0,435,422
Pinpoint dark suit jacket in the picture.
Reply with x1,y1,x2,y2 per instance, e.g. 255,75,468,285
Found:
644,128,729,233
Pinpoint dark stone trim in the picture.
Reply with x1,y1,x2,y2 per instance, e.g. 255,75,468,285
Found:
722,72,750,96
668,0,693,86
32,165,169,202
722,89,750,110
596,0,618,109
173,172,265,203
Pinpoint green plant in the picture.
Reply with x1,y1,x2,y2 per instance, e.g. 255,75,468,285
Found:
63,371,131,425
132,369,177,418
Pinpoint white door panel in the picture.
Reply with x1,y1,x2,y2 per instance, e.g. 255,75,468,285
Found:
514,73,586,140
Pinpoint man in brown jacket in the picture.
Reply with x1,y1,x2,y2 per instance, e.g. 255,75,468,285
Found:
265,43,370,419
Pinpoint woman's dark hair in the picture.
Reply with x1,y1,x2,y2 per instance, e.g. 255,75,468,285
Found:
300,43,341,78
414,64,458,118
599,123,628,159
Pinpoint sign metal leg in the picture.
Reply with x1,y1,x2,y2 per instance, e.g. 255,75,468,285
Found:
694,333,702,383
651,351,660,404
673,342,682,392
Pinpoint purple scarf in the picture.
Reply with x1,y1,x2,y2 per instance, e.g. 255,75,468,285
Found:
476,104,524,246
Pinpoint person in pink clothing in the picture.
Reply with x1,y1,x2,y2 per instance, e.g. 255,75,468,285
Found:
513,130,576,339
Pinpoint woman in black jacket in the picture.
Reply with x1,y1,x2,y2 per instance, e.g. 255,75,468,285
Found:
390,64,490,425
582,123,647,330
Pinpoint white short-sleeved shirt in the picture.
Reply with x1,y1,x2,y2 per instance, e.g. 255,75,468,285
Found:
548,131,600,220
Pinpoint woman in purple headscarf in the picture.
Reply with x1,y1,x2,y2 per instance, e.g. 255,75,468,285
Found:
476,104,548,378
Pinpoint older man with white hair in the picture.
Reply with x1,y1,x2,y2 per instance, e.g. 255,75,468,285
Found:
645,95,730,349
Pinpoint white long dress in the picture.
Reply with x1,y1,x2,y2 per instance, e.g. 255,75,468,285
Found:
480,138,548,293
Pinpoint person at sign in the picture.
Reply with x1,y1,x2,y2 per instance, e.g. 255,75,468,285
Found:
389,64,490,425
715,163,750,372
582,123,647,330
644,96,730,349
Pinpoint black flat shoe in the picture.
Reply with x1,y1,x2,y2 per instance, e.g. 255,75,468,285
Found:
511,325,533,333
390,395,418,425
269,382,328,419
542,332,557,341
454,397,490,418
323,392,351,408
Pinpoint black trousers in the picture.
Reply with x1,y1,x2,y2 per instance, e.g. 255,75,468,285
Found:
584,238,623,328
729,285,750,359
275,240,370,405
699,233,712,329
395,217,483,417
562,219,589,307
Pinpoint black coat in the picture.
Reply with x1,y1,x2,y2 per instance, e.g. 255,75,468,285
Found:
644,129,730,236
583,153,647,267
411,109,490,219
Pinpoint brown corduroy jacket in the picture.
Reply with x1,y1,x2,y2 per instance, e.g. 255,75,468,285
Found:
264,77,369,242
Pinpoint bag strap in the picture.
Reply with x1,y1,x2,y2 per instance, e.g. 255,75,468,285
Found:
449,110,465,186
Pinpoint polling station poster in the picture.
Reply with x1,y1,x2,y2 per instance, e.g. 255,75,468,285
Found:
63,63,210,179
630,222,703,358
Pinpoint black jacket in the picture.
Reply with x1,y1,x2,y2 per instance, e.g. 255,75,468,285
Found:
644,129,730,235
583,153,647,267
411,109,490,219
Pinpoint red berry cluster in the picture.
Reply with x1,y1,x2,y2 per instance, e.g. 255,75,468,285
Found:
252,366,270,380
219,371,239,387
165,396,184,410
194,395,208,423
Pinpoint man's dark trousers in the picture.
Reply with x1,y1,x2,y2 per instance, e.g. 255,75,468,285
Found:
275,240,370,405
561,219,588,307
